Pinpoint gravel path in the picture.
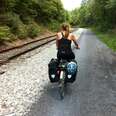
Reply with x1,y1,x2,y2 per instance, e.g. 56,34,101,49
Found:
0,29,83,116
0,41,57,116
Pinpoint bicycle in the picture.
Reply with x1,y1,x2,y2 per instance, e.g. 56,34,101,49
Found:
48,48,79,100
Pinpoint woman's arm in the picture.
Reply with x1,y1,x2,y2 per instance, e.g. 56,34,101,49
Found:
71,34,80,49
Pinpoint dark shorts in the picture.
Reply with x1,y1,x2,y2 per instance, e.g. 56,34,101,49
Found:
57,50,75,61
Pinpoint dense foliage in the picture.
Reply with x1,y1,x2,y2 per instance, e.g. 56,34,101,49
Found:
70,0,116,31
0,0,70,41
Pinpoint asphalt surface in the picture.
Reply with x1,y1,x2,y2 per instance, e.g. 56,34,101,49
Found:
26,29,116,116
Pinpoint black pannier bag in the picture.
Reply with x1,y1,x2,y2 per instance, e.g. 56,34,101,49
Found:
48,58,59,82
65,60,78,83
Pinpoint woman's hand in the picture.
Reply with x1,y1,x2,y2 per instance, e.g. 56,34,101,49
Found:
76,45,80,49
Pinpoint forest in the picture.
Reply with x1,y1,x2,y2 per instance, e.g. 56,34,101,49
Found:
71,0,116,31
0,0,116,50
0,0,69,42
70,0,116,51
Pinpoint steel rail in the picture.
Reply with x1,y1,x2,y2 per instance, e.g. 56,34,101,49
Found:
0,35,56,65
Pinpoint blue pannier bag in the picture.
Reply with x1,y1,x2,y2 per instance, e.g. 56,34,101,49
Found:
65,60,78,83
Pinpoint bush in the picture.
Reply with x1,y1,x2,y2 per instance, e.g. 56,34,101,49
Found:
27,22,40,38
95,21,113,32
7,13,28,39
20,16,33,24
6,13,41,39
7,13,20,31
0,26,15,42
47,20,60,32
16,25,28,39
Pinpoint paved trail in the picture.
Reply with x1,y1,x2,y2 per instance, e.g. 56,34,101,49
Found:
27,29,116,116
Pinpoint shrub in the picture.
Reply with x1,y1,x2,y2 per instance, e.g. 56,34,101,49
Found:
27,22,40,38
16,25,28,39
7,13,21,31
0,26,15,42
7,13,28,39
47,20,60,32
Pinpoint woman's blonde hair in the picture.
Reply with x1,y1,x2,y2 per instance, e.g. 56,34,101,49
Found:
61,23,70,38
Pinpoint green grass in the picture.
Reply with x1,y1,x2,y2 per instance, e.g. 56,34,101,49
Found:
92,28,116,52
0,26,16,42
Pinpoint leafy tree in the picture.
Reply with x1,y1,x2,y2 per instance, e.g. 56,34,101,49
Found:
0,0,68,41
71,0,116,31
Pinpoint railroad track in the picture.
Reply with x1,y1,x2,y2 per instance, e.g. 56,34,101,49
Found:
0,35,56,65
0,29,77,66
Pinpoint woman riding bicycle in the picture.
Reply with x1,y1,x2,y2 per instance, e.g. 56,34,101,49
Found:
56,23,80,61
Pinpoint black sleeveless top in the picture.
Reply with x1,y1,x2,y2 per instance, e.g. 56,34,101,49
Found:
58,32,72,52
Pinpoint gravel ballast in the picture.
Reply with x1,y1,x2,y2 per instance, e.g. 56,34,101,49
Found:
0,29,82,116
